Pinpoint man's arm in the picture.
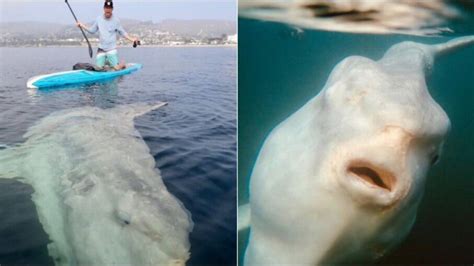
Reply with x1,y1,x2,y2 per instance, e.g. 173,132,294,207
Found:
77,20,98,34
117,22,139,43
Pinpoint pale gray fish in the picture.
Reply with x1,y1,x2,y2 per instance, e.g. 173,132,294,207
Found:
240,36,474,265
0,102,193,266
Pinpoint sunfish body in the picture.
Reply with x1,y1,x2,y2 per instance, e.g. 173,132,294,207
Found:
241,36,474,265
0,103,193,265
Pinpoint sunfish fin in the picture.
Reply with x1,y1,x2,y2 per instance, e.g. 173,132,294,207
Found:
238,204,251,232
112,102,168,120
0,145,23,181
432,35,474,57
381,35,474,75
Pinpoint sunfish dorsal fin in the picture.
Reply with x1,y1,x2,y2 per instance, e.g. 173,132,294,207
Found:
432,35,474,57
111,102,168,120
380,35,474,75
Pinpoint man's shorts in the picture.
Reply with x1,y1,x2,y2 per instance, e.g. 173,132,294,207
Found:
96,48,119,68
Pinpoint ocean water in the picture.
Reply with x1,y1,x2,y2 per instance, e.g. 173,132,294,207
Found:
238,18,473,264
0,46,236,265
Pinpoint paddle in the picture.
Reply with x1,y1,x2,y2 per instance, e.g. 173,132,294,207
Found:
65,0,93,58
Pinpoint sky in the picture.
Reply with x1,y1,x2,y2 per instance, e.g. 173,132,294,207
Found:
0,1,236,24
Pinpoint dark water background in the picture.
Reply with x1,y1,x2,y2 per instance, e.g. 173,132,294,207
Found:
238,17,473,264
0,46,236,265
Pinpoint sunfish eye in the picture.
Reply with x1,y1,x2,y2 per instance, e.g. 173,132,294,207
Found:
116,210,132,226
430,154,440,166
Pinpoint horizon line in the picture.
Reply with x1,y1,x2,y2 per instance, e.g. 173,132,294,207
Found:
0,18,236,24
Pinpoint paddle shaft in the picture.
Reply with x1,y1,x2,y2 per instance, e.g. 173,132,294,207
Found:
65,0,93,58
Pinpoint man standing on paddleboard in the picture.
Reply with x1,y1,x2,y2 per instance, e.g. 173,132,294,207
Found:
76,0,139,70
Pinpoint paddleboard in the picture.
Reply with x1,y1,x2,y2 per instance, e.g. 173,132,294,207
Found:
27,63,142,89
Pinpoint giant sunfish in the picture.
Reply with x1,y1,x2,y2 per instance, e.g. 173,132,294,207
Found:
0,103,193,265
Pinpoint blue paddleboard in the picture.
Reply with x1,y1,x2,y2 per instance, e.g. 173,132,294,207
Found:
27,63,142,89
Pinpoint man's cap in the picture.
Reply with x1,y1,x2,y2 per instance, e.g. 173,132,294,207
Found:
104,0,113,8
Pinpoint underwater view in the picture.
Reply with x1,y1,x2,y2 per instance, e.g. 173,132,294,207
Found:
238,13,473,265
0,47,236,265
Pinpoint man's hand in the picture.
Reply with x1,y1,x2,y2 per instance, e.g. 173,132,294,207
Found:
114,60,127,71
76,22,86,29
125,35,139,43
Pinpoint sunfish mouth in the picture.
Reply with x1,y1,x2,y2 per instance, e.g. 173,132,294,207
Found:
347,161,396,192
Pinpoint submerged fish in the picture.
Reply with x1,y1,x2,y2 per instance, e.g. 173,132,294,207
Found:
239,0,463,36
239,36,474,264
0,103,193,265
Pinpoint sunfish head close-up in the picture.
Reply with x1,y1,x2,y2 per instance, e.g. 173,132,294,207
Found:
0,103,193,266
243,36,474,265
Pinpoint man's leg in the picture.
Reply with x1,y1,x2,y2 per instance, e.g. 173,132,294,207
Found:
106,50,125,70
96,52,106,69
